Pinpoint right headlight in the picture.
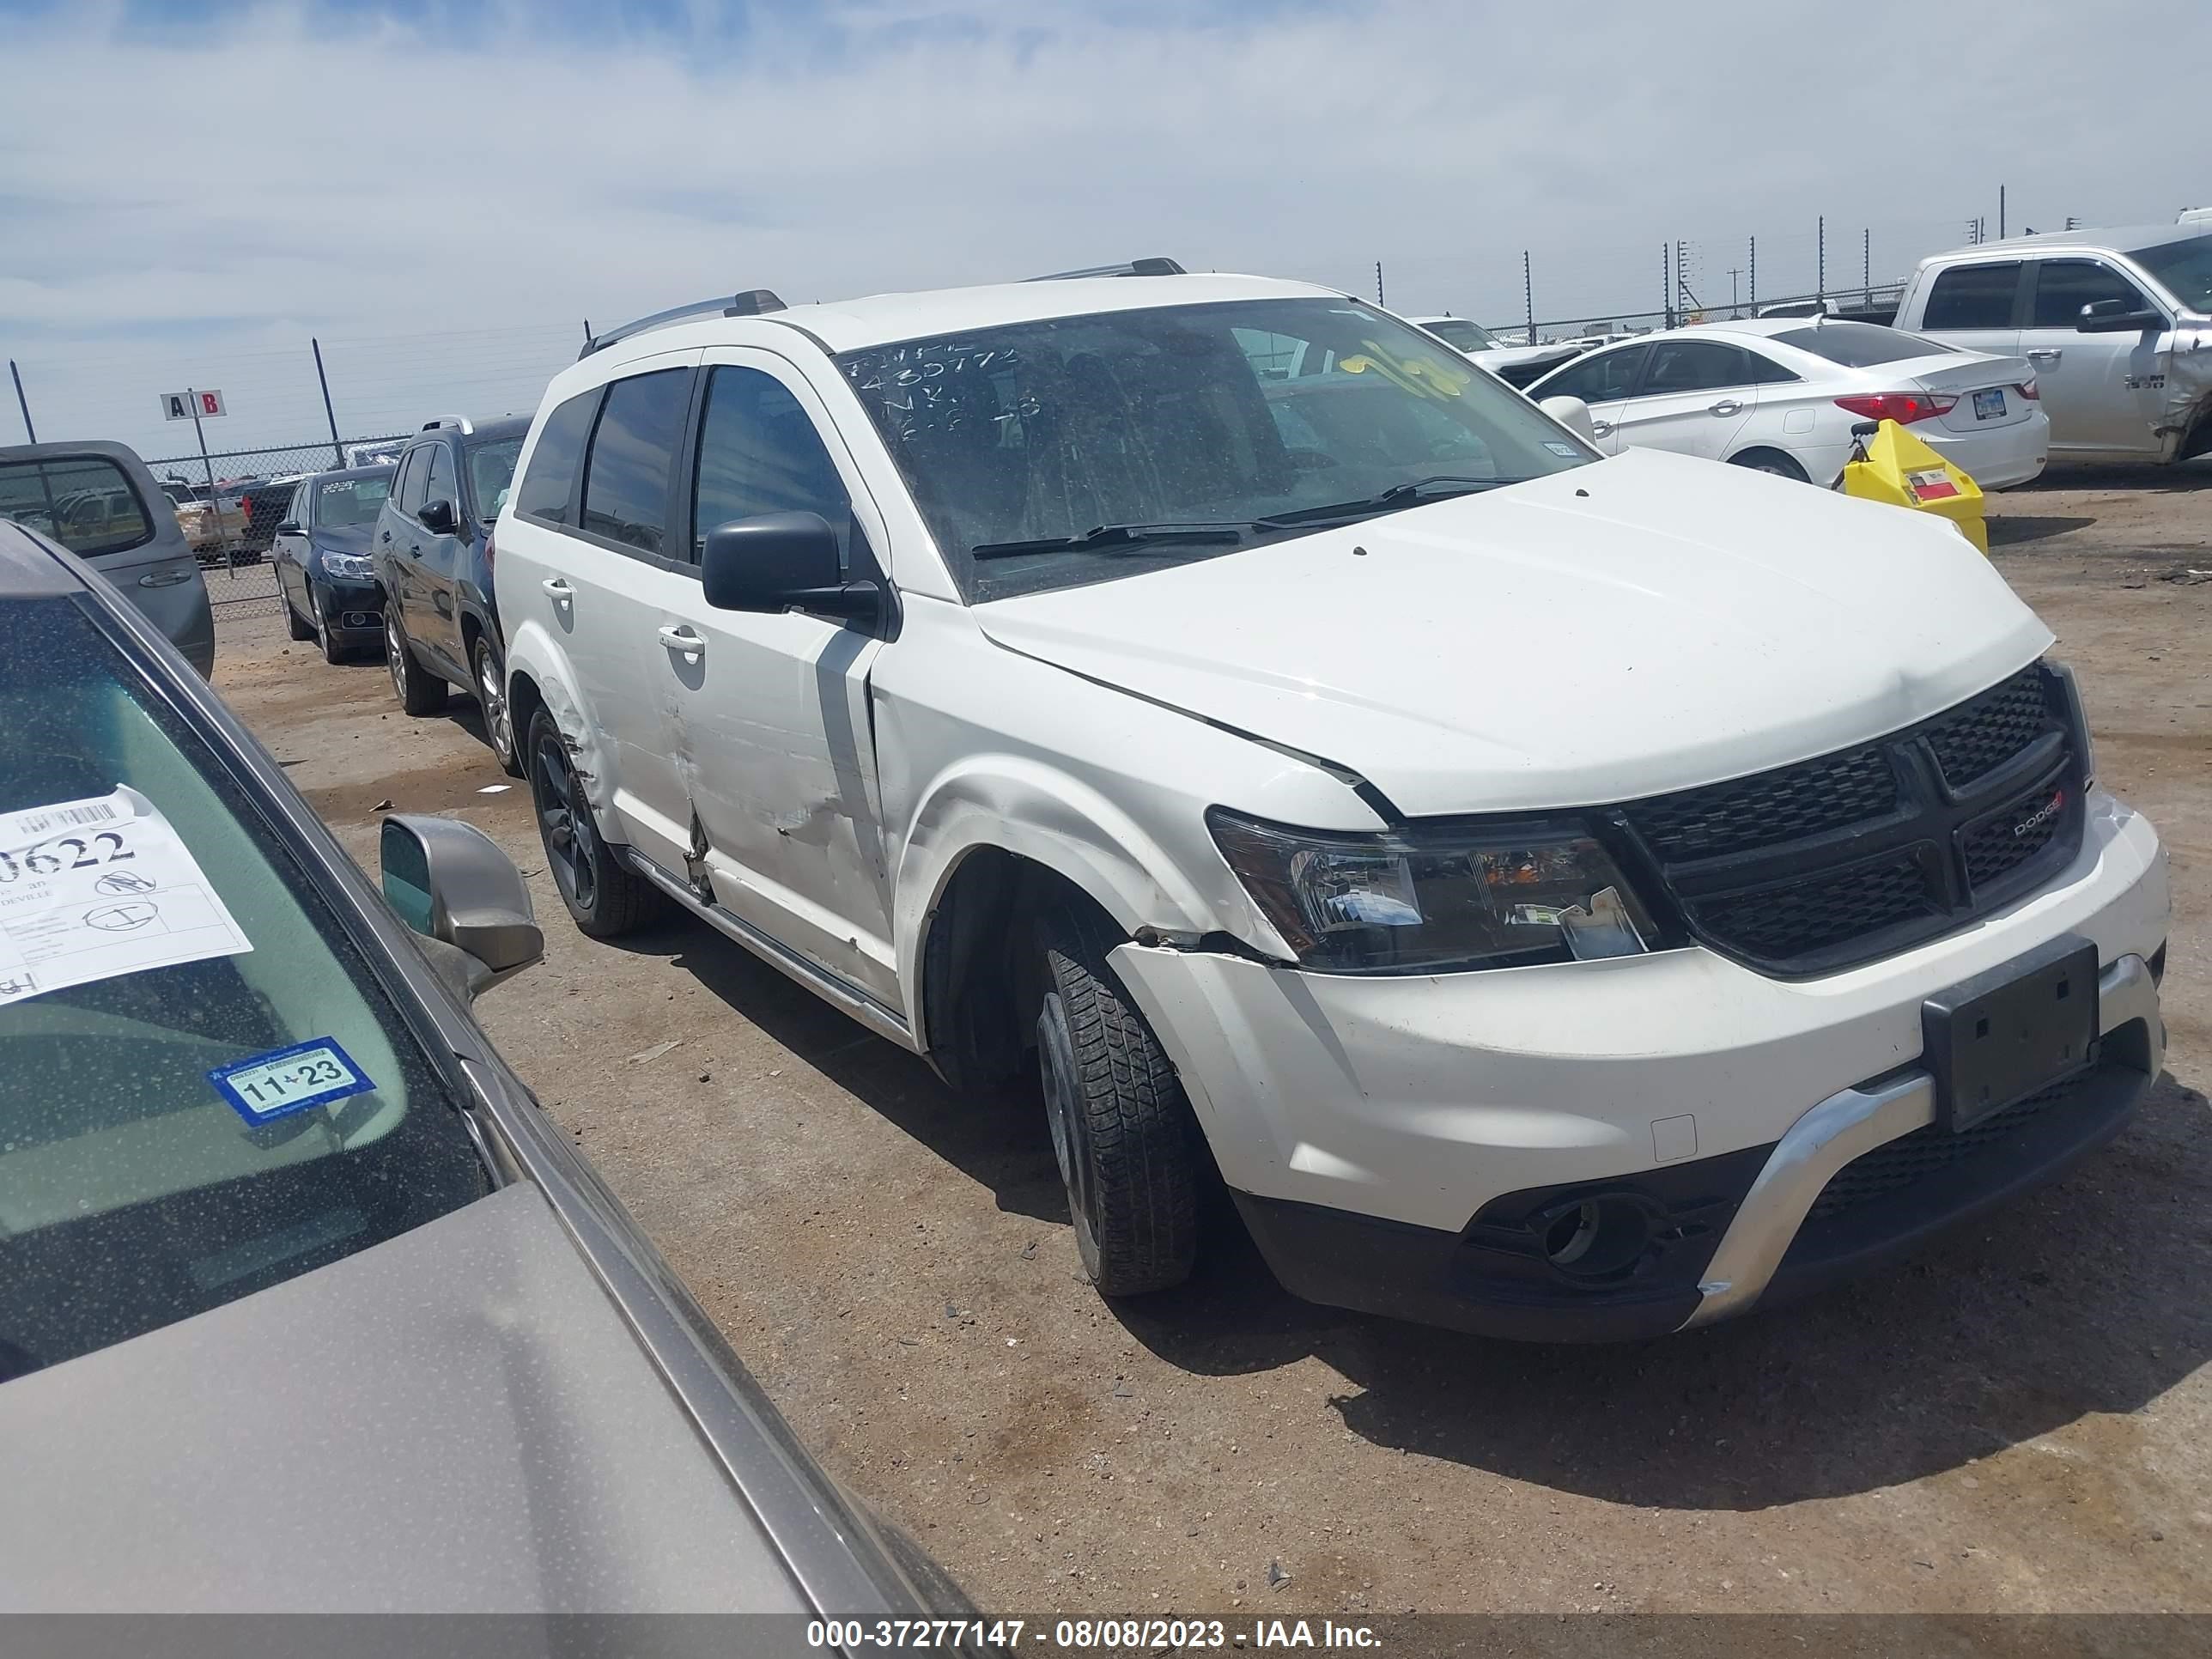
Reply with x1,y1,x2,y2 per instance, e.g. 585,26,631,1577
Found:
1206,807,1659,975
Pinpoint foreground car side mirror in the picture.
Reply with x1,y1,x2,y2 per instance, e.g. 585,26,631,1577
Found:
701,510,881,623
1538,395,1599,443
417,496,459,535
2075,298,2165,333
380,814,544,1000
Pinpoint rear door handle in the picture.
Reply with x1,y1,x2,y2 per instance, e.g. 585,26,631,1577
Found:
1590,420,1614,436
380,532,392,544
1709,398,1743,416
2026,348,2063,362
541,578,574,599
659,624,705,654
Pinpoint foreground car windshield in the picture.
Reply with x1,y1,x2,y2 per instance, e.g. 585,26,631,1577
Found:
0,599,490,1383
838,297,1592,601
316,474,391,527
2130,235,2212,313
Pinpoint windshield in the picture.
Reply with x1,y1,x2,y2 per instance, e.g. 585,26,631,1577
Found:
2130,235,2212,313
316,473,391,528
0,597,491,1383
839,298,1590,601
1771,322,1955,366
0,457,154,560
465,436,524,521
1421,318,1499,351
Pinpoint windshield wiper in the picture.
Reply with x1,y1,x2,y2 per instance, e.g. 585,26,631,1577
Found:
971,521,1254,560
1255,475,1525,528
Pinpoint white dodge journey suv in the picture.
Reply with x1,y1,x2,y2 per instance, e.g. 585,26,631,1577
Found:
495,264,2168,1341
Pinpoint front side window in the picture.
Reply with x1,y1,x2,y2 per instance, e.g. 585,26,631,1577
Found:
2030,259,2149,327
840,297,1589,602
0,596,491,1383
692,366,854,568
316,473,392,529
2130,235,2212,313
392,446,431,516
580,369,690,556
1535,343,1650,404
0,457,153,559
421,443,451,512
465,436,524,522
515,389,601,526
1923,262,2022,330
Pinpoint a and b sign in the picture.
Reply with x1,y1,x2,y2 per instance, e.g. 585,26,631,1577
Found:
161,390,226,420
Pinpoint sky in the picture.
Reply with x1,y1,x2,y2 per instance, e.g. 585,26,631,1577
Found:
3,0,2207,461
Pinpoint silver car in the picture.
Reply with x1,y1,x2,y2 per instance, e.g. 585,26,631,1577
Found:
0,530,969,1627
0,440,215,674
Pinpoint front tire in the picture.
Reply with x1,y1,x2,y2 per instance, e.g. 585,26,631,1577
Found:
385,599,447,714
524,704,665,938
313,586,347,664
285,589,314,641
473,635,522,776
1035,902,1200,1296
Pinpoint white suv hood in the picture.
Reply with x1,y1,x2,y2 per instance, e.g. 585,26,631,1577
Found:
975,447,2051,817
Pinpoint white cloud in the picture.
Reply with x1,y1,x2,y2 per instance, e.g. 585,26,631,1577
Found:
4,0,2206,456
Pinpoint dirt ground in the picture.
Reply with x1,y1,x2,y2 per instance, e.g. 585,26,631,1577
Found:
211,467,2211,1619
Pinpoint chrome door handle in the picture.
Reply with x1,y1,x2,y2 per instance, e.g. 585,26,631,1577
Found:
1590,420,1614,436
1709,398,1743,416
2026,348,2062,362
541,578,574,599
658,624,705,653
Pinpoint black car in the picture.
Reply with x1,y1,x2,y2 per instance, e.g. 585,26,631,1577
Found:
374,416,528,773
270,465,394,661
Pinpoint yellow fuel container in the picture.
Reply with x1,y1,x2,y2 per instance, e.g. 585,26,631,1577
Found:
1838,419,1988,553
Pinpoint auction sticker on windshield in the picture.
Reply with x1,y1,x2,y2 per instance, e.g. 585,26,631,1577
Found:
0,785,252,1007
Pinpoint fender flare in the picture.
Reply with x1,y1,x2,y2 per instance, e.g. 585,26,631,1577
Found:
894,755,1219,1050
501,613,620,819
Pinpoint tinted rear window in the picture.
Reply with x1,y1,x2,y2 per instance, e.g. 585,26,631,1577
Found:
1771,323,1954,366
514,390,601,526
1922,262,2021,330
0,458,155,559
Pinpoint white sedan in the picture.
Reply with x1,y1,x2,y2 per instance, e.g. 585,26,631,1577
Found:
1524,319,2049,489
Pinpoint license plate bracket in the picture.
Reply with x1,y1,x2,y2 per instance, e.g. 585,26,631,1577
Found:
1922,935,2098,1133
1972,387,2007,421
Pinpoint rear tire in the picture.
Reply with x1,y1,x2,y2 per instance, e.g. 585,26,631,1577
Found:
1034,902,1200,1296
385,599,447,715
524,704,665,938
1729,447,1810,483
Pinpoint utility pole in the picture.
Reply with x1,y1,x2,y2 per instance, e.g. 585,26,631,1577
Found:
1863,227,1870,297
1749,236,1757,309
1729,268,1741,314
1374,262,1384,307
1817,216,1826,302
8,361,33,444
1999,184,2006,240
1522,250,1534,346
1662,242,1674,328
311,337,343,469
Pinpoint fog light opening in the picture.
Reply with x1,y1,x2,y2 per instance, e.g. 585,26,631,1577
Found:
1539,1194,1652,1281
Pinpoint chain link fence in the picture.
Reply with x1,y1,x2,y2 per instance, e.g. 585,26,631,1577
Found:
139,433,409,570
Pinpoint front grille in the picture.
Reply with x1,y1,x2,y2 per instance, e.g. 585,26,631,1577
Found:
1692,856,1936,962
1806,1069,2082,1223
1628,744,1898,860
1615,662,2084,975
1923,666,2049,787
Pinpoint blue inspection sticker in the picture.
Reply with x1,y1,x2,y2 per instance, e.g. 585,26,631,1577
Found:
209,1036,375,1125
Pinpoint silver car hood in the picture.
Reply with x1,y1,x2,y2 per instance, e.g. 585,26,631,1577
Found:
0,1183,806,1613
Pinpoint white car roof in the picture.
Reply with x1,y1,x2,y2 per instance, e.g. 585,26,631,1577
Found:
1918,222,2212,263
586,272,1346,373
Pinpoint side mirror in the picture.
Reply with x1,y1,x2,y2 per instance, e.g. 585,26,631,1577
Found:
380,814,544,1000
418,496,459,535
700,510,880,623
1538,395,1598,443
273,520,301,537
2076,299,2165,333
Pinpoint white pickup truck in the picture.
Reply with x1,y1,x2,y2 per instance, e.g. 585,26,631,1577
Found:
1887,223,2212,465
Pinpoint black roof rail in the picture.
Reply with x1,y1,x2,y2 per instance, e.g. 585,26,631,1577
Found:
580,289,787,359
1024,258,1187,283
